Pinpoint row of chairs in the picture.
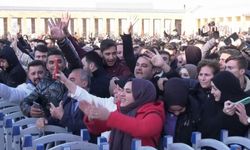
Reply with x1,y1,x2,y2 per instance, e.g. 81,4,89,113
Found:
1,100,250,150
163,131,250,150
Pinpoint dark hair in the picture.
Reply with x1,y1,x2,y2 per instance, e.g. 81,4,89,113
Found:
35,44,48,53
159,50,171,57
225,55,248,70
100,39,116,52
27,60,46,70
219,49,241,57
47,48,65,61
197,59,220,75
84,51,103,68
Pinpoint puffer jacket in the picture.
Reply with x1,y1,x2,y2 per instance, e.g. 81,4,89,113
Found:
20,74,67,117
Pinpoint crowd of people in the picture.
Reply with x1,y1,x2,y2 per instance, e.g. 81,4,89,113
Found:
0,13,250,150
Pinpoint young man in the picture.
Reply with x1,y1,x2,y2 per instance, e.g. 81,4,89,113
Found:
225,55,250,93
101,39,131,77
0,60,46,103
20,49,68,118
82,51,111,98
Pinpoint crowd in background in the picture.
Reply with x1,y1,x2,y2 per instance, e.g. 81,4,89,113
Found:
0,13,250,150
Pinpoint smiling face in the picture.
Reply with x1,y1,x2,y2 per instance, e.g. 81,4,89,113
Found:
120,81,135,107
28,65,46,85
46,55,65,75
134,56,154,80
102,46,117,66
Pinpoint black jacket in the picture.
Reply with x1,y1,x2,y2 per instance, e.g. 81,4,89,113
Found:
0,46,26,87
90,68,111,98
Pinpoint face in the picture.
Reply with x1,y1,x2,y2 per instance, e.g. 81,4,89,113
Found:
46,55,65,75
120,81,135,107
160,53,170,65
102,46,117,66
219,53,231,71
81,57,91,72
198,66,214,88
116,45,124,61
134,57,154,80
68,70,88,89
28,65,46,85
35,51,47,62
179,68,190,79
45,39,55,48
177,54,186,68
225,60,244,79
165,49,176,62
0,58,9,70
211,82,221,101
168,105,186,116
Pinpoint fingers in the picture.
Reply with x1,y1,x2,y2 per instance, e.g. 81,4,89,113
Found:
50,102,55,109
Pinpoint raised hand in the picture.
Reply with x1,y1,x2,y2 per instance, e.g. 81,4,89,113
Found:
61,12,71,35
50,101,64,120
48,18,65,41
125,16,138,34
88,104,110,121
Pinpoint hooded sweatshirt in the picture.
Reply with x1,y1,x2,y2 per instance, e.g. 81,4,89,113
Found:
0,46,26,87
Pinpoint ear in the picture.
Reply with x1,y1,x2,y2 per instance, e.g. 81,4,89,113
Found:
82,80,88,89
240,68,246,76
89,62,95,71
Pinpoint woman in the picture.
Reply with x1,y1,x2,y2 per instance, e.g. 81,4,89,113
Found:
83,78,165,150
200,71,249,139
188,59,220,120
163,77,200,145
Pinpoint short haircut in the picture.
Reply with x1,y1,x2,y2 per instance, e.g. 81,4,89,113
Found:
46,48,66,63
84,51,103,68
71,68,91,88
100,39,116,52
34,44,48,53
226,55,248,70
219,49,241,57
27,60,46,70
159,50,171,57
197,59,220,75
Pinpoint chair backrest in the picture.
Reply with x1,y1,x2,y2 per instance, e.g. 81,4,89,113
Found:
164,135,194,150
192,132,230,150
0,106,20,114
5,111,24,120
166,143,194,150
0,101,17,109
48,141,99,150
13,118,37,129
220,129,250,149
33,133,82,149
20,125,68,137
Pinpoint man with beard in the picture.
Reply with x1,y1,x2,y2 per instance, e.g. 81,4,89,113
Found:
0,60,46,103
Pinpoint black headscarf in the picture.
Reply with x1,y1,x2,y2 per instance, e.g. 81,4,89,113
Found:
163,78,189,109
110,78,157,150
212,71,247,104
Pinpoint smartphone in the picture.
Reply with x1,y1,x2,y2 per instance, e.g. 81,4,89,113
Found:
235,97,250,105
224,32,239,45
